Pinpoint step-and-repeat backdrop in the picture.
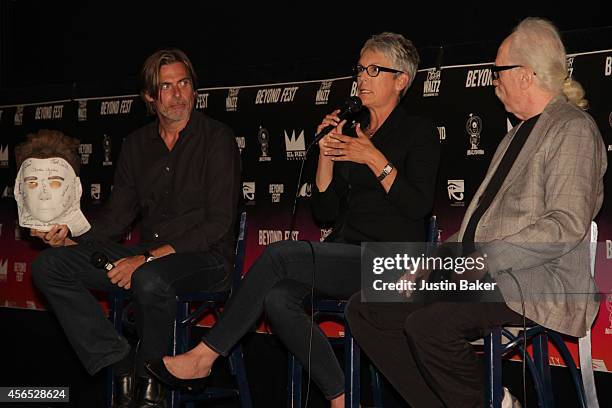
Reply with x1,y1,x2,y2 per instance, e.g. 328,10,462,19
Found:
1,49,611,371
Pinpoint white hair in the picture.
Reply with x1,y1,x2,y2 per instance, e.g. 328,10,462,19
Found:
509,17,587,109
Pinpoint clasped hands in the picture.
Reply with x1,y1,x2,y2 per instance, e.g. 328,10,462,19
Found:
317,110,378,164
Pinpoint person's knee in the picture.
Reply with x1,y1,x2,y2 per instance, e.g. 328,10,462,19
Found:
263,282,300,316
344,292,364,328
131,265,171,304
404,304,446,341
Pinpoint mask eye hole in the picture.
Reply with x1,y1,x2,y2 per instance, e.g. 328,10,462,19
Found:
26,181,38,189
49,180,62,189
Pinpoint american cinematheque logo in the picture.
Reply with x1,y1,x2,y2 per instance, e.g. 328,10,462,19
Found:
257,126,271,162
466,114,484,156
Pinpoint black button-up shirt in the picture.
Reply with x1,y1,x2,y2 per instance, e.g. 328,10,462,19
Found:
81,110,241,272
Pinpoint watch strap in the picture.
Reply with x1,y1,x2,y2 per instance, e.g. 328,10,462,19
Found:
377,162,394,181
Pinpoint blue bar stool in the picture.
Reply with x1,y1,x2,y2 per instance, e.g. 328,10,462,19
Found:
108,212,252,408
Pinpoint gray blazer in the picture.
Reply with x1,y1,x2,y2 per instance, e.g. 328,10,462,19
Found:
456,95,607,337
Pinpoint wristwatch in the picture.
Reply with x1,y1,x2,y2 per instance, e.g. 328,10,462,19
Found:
143,250,156,263
377,162,394,181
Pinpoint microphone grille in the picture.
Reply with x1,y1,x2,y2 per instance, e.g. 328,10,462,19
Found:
90,251,109,269
347,96,362,113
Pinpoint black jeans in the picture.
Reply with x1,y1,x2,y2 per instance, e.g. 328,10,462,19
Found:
345,295,526,408
31,240,228,377
203,240,361,400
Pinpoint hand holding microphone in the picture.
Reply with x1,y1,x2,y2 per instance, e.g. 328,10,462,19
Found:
91,251,143,289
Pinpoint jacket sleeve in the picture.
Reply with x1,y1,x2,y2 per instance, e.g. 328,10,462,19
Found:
310,162,350,224
482,116,606,276
75,138,140,243
386,119,440,220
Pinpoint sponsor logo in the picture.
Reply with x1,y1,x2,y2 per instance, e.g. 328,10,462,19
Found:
437,126,446,142
566,56,574,79
466,114,484,156
284,130,306,160
100,99,133,115
196,92,209,109
226,88,239,112
316,81,332,105
607,240,612,259
605,56,611,76
34,104,64,120
242,182,255,203
14,262,26,282
320,228,333,242
605,292,612,335
269,183,284,203
26,301,37,309
14,106,24,126
77,100,87,121
447,179,465,207
350,81,358,97
298,183,312,197
257,126,271,162
258,229,300,245
423,68,441,97
465,68,493,87
0,145,8,167
235,136,245,154
79,144,92,165
102,134,113,166
91,183,101,201
0,259,7,282
2,185,14,198
255,86,299,104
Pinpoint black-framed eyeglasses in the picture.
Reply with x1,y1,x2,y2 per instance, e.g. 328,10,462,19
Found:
354,64,404,78
490,65,523,80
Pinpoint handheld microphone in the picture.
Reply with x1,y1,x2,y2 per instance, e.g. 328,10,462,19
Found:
311,96,363,146
91,251,115,271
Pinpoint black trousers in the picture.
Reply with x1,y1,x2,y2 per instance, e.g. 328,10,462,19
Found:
345,294,526,408
203,240,362,400
31,240,228,377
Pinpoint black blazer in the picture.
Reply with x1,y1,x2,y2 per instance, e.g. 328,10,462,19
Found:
312,104,440,243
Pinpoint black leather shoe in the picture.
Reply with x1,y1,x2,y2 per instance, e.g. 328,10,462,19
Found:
145,359,209,391
112,371,133,408
133,376,166,408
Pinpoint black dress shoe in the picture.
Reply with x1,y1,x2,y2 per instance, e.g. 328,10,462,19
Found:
145,359,209,391
112,371,133,408
133,376,166,408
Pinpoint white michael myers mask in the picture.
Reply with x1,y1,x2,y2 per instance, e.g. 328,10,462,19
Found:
14,157,90,236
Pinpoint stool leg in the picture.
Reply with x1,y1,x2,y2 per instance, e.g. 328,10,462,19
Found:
287,353,302,408
369,365,383,408
485,328,503,408
344,325,360,408
533,331,554,407
229,345,253,408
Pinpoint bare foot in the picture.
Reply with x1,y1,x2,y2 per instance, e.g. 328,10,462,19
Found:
162,342,219,379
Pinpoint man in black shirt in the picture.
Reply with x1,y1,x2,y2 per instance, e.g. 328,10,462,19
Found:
31,49,240,407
